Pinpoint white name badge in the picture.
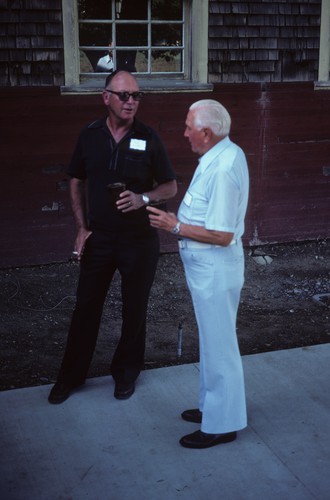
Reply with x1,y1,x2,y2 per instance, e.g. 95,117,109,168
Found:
130,139,146,151
183,191,192,206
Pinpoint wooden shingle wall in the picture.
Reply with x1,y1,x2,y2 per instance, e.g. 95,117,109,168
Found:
0,1,322,86
0,0,64,86
208,0,321,83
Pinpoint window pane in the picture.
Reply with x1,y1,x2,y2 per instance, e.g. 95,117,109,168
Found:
151,49,182,72
118,1,148,20
80,50,95,72
135,50,148,72
79,23,113,47
116,50,139,72
116,23,147,47
152,24,182,47
80,48,114,73
78,0,112,20
151,0,183,20
80,49,112,73
95,48,114,73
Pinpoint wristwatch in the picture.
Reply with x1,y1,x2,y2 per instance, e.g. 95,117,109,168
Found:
171,221,181,235
142,194,150,205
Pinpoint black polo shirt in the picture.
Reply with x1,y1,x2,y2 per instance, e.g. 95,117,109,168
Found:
67,117,176,233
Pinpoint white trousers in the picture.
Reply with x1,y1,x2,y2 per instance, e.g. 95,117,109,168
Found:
179,242,247,434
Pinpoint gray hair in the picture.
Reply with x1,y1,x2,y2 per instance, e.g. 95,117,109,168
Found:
189,99,231,137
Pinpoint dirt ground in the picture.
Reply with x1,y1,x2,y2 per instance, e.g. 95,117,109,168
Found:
0,239,329,391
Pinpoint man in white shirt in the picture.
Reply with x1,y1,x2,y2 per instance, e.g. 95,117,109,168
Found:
147,99,249,448
96,43,114,73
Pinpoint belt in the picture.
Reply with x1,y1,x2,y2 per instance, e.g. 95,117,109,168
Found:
178,238,238,250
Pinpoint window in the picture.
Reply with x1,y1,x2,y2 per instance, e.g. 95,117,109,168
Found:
317,0,330,88
62,0,209,92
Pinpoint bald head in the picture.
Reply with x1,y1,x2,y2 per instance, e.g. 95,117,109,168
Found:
105,70,138,89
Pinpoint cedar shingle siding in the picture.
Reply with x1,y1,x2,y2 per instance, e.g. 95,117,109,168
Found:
208,0,321,83
0,0,322,86
0,0,63,86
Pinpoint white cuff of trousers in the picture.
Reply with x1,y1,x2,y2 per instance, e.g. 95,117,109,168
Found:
178,238,238,250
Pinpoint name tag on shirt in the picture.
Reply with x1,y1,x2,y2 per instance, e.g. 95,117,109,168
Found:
130,139,146,151
183,191,192,206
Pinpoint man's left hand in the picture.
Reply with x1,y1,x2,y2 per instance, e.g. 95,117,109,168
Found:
116,191,144,212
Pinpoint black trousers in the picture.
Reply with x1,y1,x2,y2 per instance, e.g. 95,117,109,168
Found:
57,229,159,385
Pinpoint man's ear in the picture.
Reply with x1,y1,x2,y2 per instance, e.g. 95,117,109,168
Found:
102,90,110,105
203,127,213,143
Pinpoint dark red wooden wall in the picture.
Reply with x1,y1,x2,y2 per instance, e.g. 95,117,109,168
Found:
0,82,329,268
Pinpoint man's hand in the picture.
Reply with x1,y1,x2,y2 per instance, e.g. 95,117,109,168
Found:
146,206,178,232
116,190,145,212
73,227,92,260
147,206,234,246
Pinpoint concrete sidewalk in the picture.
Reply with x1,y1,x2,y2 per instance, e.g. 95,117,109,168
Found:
1,344,330,500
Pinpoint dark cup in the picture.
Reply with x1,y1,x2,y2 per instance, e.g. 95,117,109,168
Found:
148,199,167,211
107,182,126,205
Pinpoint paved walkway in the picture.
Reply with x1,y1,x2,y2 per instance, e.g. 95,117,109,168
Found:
1,344,330,500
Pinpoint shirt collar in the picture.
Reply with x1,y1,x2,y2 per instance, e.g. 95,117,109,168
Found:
89,117,145,135
198,136,231,173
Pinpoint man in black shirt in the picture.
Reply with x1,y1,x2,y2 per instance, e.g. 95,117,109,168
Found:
48,70,177,404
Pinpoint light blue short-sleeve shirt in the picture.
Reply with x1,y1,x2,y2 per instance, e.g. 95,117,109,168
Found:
178,136,249,239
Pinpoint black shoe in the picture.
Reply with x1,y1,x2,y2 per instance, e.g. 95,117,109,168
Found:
114,382,135,400
48,381,82,404
180,430,237,449
181,408,202,423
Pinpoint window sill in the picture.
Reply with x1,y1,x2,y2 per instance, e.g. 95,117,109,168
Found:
61,79,213,95
314,81,330,90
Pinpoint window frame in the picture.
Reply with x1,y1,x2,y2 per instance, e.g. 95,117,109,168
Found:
61,0,210,93
79,4,186,79
316,0,330,89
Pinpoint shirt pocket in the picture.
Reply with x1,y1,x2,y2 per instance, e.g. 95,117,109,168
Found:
122,151,150,181
188,190,209,221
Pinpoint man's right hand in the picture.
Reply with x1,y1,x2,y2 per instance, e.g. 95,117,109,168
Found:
73,227,92,260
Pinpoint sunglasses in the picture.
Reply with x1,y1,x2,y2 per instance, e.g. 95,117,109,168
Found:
105,90,145,102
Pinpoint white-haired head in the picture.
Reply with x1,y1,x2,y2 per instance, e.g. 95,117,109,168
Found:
189,99,231,137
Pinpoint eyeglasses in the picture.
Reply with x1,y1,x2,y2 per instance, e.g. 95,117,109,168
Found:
105,90,145,102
